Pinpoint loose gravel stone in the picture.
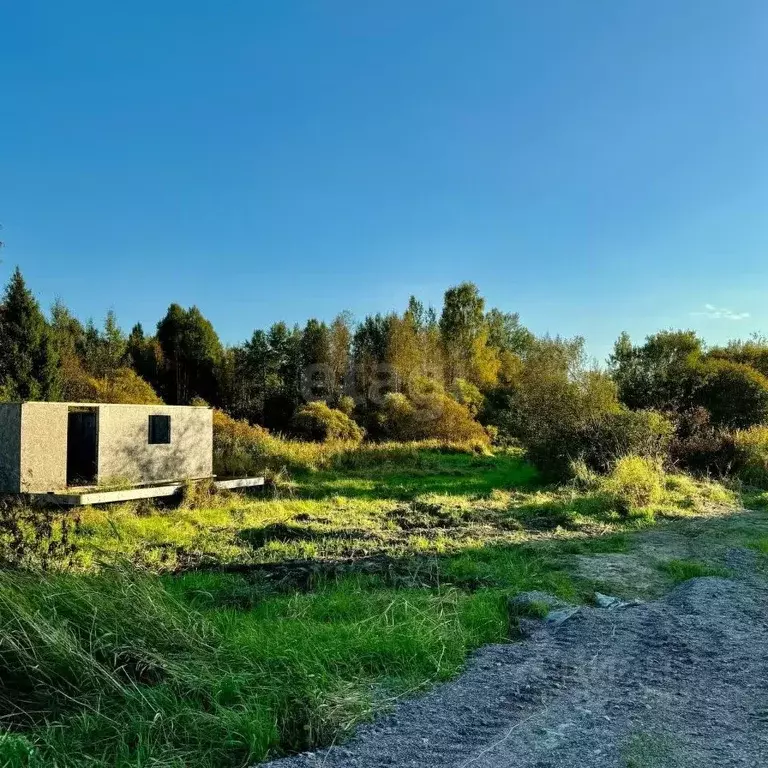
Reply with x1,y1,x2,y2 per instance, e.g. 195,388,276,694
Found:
262,575,768,768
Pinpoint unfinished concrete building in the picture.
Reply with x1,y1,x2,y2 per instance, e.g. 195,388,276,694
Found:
0,402,213,495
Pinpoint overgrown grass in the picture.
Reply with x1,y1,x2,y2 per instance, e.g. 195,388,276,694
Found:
11,449,731,574
214,416,493,475
0,557,573,767
747,537,768,555
0,443,748,766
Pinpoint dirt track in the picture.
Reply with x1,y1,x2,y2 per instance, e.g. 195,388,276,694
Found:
264,551,768,767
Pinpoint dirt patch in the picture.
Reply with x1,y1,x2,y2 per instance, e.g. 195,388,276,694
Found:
571,553,665,597
263,573,768,767
387,501,466,530
569,525,742,598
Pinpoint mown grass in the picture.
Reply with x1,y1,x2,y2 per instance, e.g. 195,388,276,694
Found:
0,443,747,767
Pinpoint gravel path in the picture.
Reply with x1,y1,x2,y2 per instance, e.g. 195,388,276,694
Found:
264,566,768,767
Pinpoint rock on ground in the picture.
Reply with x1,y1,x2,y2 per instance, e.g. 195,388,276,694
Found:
262,575,768,767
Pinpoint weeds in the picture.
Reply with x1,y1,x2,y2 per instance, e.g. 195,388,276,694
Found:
0,497,80,571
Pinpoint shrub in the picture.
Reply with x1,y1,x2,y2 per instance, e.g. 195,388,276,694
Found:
212,409,271,477
291,401,365,443
707,340,768,378
669,407,736,476
734,425,768,488
609,329,703,411
504,337,623,478
603,455,664,512
578,409,673,473
379,386,489,444
378,392,414,440
453,378,484,416
694,359,768,429
62,365,163,404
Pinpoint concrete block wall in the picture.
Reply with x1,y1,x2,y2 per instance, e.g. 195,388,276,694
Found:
97,405,213,485
0,402,213,494
20,402,69,492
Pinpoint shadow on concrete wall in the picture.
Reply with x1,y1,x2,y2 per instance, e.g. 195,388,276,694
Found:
104,418,210,487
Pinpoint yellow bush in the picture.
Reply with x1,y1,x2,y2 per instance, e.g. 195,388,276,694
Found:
291,401,365,442
603,455,664,512
734,425,768,487
62,365,162,404
380,386,489,444
212,409,271,477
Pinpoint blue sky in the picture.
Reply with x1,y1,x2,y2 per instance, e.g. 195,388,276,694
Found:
3,1,767,361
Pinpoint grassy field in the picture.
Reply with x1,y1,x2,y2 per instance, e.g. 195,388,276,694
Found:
0,445,754,767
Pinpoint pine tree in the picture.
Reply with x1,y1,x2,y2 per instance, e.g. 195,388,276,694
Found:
156,303,223,404
0,268,60,400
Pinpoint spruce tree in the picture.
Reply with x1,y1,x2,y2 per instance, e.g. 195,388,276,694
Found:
0,268,60,400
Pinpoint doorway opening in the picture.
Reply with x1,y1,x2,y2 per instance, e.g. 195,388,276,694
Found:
66,408,98,486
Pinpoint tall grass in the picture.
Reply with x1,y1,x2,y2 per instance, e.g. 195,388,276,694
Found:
0,564,566,767
0,441,741,767
213,408,490,476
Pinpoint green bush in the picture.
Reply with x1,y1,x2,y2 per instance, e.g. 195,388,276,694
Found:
292,401,365,443
609,329,703,412
734,425,768,488
694,359,768,429
578,409,673,473
603,455,664,512
506,338,623,478
453,378,484,416
707,340,768,378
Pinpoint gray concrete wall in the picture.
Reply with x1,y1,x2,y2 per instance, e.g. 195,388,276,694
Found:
4,402,212,492
97,405,212,485
0,403,22,493
19,402,69,492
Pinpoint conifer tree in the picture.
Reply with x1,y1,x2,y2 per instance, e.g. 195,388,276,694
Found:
0,268,60,400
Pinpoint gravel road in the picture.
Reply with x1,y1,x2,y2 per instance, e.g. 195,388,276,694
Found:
263,564,768,767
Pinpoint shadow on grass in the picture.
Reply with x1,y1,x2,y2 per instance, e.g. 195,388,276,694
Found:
237,523,379,548
173,541,582,604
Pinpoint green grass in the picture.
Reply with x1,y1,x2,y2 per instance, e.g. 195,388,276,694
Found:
747,536,768,555
659,559,730,584
10,448,730,575
623,733,685,768
0,558,571,767
0,443,747,767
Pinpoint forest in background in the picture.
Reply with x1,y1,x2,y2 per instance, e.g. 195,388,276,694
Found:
2,265,768,484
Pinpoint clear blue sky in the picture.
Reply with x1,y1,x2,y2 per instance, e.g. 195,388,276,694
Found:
3,1,767,361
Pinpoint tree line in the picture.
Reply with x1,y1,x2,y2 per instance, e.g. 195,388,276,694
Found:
0,269,531,434
1,265,768,480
